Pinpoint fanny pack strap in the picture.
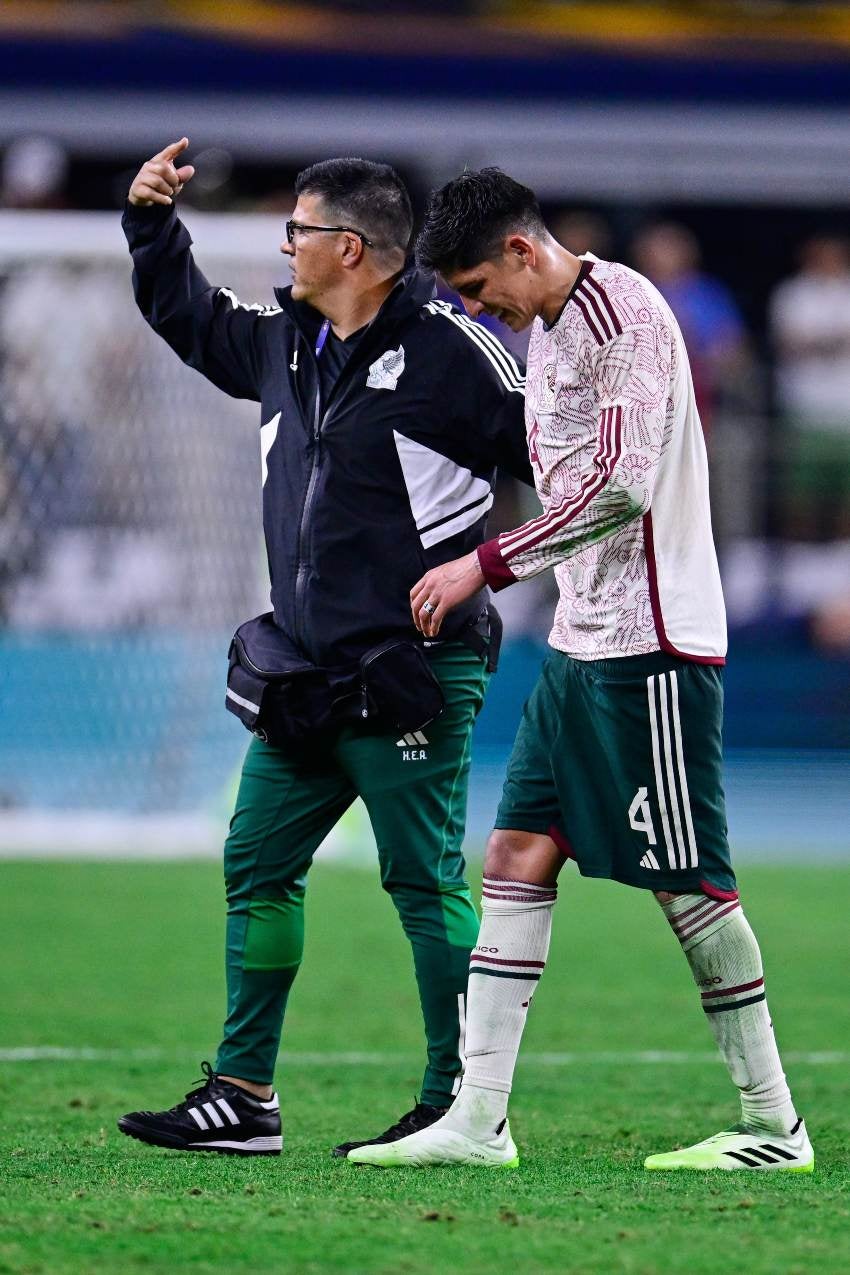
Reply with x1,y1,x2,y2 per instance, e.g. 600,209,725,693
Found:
457,604,502,674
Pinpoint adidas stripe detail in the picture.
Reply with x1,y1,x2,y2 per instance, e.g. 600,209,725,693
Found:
202,1101,225,1129
188,1099,242,1131
646,671,699,871
498,405,623,559
424,300,524,394
218,288,282,317
723,1142,796,1167
569,273,622,346
725,1149,762,1167
215,1098,240,1126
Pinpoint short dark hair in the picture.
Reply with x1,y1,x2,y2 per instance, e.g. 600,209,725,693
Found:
294,157,413,258
416,167,545,274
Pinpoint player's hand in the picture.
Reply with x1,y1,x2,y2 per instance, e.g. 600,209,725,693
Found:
128,138,195,207
410,551,485,638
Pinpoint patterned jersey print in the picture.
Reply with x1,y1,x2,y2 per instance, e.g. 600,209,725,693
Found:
477,258,727,662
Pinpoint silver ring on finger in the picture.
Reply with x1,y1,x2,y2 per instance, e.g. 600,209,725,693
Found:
423,600,436,616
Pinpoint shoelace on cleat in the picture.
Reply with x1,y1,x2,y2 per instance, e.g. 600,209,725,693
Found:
152,1061,222,1117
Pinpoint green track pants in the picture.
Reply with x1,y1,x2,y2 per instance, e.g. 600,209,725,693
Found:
215,644,488,1106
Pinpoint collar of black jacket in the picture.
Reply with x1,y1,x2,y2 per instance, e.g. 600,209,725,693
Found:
273,263,437,350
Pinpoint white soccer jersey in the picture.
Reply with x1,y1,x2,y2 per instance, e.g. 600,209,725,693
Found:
477,256,727,662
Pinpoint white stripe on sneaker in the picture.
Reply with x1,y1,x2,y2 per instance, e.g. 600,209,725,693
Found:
188,1107,209,1131
215,1098,240,1126
202,1101,224,1128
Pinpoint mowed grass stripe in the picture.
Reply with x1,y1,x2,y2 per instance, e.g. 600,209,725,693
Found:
2,1046,848,1064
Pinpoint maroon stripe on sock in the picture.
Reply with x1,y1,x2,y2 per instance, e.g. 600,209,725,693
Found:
483,877,555,892
482,880,557,897
484,887,558,897
667,898,717,930
468,954,546,968
676,901,740,942
482,890,557,903
700,976,764,1001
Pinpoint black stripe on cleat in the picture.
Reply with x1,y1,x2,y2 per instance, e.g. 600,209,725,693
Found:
725,1150,763,1167
761,1143,797,1161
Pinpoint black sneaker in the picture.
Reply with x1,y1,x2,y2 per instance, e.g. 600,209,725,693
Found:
118,1062,282,1156
332,1101,449,1158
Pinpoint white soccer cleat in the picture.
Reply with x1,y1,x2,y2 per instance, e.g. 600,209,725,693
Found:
347,1117,519,1168
644,1118,814,1172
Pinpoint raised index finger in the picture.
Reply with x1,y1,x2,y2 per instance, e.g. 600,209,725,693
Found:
154,138,189,162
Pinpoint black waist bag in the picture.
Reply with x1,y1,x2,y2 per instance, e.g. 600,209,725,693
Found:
358,638,445,735
226,613,333,746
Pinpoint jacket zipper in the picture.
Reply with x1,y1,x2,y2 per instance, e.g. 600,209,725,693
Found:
291,318,385,650
293,357,324,650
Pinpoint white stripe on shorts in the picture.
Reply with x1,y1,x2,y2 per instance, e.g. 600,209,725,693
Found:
669,671,699,868
658,674,688,870
647,675,677,870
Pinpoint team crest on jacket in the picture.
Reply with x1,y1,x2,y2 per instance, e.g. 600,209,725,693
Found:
367,345,405,390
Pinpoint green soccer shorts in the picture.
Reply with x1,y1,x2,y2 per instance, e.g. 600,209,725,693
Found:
495,649,737,899
216,642,488,1102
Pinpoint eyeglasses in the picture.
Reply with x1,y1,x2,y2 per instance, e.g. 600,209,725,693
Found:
285,220,374,248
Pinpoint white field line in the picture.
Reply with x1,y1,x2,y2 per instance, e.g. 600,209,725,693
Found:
0,1047,846,1066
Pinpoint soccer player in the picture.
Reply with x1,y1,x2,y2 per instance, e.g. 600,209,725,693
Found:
116,143,532,1156
349,169,814,1173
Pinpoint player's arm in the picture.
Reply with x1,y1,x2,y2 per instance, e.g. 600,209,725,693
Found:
123,138,266,401
459,331,534,487
411,323,669,636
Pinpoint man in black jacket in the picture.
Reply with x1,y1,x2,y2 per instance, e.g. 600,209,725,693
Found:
116,140,532,1158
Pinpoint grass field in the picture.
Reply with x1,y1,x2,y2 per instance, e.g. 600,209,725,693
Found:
1,860,848,1275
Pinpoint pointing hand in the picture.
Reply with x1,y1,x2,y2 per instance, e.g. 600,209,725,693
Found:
128,138,195,207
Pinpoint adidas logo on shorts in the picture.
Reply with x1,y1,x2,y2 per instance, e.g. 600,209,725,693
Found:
396,731,428,761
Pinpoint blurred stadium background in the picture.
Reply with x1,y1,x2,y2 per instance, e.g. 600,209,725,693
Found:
1,0,849,863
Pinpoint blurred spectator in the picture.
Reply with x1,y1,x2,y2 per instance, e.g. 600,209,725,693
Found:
550,207,613,261
1,136,69,210
769,234,850,541
809,595,850,656
631,221,754,433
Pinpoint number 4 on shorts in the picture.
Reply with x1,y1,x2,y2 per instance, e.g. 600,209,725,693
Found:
629,786,659,863
629,786,657,843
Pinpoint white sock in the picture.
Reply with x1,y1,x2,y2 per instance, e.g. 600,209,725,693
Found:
660,893,798,1136
445,875,556,1139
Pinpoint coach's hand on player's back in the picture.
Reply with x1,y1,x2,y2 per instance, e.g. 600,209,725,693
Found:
128,138,195,207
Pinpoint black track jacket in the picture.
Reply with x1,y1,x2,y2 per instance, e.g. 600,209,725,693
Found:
122,203,532,667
